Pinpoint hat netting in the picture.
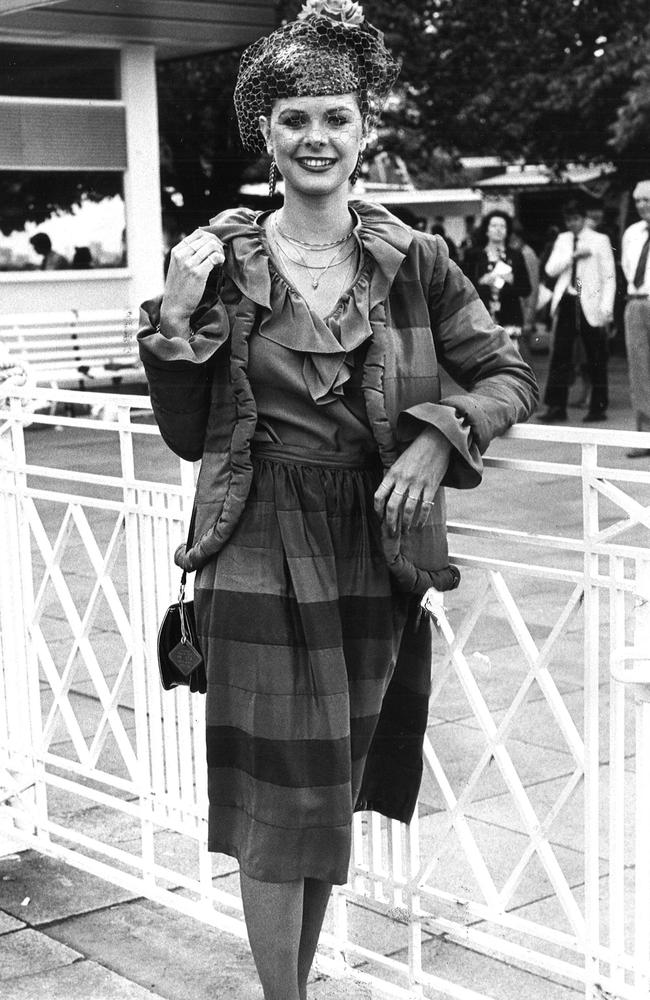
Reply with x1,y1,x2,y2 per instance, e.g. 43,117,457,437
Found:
234,0,401,154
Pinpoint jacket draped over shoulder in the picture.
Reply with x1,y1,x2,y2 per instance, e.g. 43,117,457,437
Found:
138,200,538,582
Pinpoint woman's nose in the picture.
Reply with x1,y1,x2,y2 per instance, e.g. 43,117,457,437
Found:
305,125,325,147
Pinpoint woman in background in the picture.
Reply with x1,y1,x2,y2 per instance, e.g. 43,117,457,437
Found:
464,209,531,342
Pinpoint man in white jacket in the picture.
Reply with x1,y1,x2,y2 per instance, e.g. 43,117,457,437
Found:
621,179,650,457
538,198,616,423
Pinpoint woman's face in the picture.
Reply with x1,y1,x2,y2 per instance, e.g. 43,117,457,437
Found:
487,216,508,244
259,93,365,198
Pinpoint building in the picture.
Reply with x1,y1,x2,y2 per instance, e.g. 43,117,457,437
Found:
0,0,276,314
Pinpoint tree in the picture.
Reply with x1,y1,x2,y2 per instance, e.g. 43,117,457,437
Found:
365,0,649,171
0,171,121,237
153,0,650,226
608,24,650,183
156,49,254,237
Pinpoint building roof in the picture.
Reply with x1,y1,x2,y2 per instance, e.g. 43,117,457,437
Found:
0,0,277,58
476,163,616,191
238,182,482,215
358,186,481,208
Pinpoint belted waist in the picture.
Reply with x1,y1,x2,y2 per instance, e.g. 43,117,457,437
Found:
251,440,379,470
627,293,650,300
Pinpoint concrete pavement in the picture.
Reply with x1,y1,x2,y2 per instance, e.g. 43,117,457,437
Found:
1,346,645,999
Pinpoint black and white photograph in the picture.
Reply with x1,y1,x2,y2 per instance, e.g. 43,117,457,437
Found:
1,3,649,999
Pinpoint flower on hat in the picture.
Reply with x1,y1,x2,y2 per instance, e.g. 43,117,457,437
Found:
298,0,365,26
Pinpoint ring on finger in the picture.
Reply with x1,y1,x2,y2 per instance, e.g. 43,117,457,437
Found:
421,500,435,506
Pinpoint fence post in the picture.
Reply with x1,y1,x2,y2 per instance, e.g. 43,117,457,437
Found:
580,441,601,999
632,559,650,998
0,399,42,853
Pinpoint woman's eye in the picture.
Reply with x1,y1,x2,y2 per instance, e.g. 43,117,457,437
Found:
281,116,307,129
328,115,349,127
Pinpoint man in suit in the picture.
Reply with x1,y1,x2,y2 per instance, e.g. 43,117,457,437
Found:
621,179,650,457
538,198,616,423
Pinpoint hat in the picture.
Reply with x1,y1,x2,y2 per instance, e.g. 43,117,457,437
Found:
233,0,400,154
633,180,650,200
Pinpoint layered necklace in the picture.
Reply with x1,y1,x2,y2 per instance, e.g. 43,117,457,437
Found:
270,214,357,291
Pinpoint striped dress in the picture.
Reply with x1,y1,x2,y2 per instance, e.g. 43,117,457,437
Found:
194,248,430,885
139,203,539,885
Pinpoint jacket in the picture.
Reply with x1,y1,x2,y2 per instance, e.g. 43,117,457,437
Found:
545,226,616,328
138,201,538,593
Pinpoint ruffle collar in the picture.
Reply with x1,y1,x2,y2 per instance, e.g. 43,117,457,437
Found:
205,200,413,403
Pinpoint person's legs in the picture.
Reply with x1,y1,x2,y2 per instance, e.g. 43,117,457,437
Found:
297,878,333,1000
579,312,609,419
623,300,650,455
240,870,304,1000
542,296,576,417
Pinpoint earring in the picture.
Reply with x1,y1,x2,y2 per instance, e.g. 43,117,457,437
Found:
269,159,278,198
350,152,364,187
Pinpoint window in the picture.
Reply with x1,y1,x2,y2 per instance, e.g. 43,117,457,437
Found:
0,44,120,100
0,171,126,272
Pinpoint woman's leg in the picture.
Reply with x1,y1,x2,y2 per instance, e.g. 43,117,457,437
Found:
297,879,333,1000
240,870,304,1000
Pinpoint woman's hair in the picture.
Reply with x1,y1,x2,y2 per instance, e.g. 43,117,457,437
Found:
234,1,400,153
477,210,513,247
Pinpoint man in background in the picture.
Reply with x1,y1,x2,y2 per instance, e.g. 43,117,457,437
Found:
537,198,616,424
29,233,68,270
621,179,650,457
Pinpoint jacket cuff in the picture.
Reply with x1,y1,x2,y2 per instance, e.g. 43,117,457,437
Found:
397,402,483,488
137,296,228,365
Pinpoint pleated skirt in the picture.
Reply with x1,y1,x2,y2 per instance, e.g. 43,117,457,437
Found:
194,447,408,884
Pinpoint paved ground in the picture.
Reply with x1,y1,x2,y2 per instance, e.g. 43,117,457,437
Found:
1,346,647,999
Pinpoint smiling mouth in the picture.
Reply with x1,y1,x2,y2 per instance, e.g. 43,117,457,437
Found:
296,157,337,170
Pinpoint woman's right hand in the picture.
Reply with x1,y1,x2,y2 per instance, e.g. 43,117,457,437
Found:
160,229,225,331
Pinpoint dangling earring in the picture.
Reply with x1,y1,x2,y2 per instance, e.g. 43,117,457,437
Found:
350,152,364,187
269,159,278,198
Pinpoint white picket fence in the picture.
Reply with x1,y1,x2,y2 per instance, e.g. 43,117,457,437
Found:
1,385,650,1000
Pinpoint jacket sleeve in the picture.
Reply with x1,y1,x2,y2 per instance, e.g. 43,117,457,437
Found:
598,236,617,322
397,240,539,488
137,283,230,462
544,233,572,279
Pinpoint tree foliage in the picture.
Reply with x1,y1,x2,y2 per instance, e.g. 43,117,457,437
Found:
0,171,121,237
364,0,650,175
4,0,648,233
156,48,249,235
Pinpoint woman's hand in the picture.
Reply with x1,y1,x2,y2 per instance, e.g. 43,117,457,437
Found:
160,229,225,331
374,425,453,534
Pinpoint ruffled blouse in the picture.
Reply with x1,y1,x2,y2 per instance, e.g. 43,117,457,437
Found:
205,200,413,406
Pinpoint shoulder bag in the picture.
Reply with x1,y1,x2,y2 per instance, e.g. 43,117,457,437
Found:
157,508,207,693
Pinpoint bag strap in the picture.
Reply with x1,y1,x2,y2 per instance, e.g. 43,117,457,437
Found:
179,505,197,598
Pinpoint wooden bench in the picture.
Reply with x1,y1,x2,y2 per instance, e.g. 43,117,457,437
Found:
1,308,146,393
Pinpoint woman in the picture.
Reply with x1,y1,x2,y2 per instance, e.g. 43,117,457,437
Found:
463,210,531,341
138,4,538,998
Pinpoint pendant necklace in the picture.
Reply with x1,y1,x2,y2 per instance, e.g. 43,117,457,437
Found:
272,217,356,290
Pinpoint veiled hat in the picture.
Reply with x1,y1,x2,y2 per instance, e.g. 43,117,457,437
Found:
234,0,400,154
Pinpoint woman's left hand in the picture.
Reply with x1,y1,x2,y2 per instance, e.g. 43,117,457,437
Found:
374,426,453,534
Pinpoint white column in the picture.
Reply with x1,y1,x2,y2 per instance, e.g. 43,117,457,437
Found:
121,45,165,311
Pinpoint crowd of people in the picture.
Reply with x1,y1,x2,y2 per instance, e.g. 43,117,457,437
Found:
438,187,649,453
